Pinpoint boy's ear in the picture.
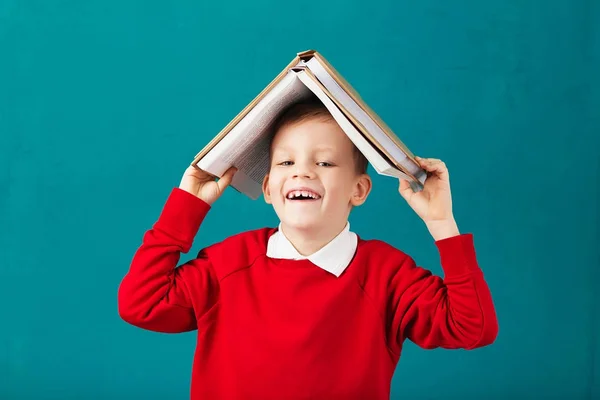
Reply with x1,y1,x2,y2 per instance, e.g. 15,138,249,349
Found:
350,173,372,206
262,174,272,204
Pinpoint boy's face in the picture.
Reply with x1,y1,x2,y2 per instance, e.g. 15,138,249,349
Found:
262,117,371,235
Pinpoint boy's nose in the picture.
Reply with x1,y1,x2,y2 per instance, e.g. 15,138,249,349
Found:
292,163,315,179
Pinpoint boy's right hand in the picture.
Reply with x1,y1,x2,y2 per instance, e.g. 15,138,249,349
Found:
179,165,237,205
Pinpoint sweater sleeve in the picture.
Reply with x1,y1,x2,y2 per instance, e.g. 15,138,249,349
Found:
117,188,219,333
389,234,498,351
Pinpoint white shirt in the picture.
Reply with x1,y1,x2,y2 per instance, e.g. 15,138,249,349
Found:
266,222,358,277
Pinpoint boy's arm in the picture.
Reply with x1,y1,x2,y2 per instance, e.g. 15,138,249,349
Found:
117,188,217,333
390,157,497,350
389,233,498,350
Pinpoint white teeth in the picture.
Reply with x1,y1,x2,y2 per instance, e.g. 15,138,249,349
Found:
286,190,320,200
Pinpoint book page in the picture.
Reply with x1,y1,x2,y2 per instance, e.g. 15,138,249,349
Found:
305,57,426,184
197,71,314,198
228,169,264,200
294,70,422,191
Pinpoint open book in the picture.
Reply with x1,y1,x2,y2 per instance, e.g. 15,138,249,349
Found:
191,50,428,200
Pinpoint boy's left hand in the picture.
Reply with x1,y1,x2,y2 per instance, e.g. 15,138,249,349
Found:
398,157,460,240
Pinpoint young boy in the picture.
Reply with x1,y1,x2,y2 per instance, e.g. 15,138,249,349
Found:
118,98,498,400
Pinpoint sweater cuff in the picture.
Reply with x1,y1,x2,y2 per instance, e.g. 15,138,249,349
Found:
435,233,480,277
154,187,211,243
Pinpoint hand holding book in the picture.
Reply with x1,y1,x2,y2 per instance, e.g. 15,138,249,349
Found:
179,165,237,205
398,157,460,241
190,50,429,200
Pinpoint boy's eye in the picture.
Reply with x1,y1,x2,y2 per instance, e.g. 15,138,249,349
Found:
277,161,334,167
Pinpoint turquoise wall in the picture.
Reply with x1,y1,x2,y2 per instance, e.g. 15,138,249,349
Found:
1,0,598,398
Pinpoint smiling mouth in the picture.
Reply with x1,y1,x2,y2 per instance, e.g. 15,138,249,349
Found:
286,190,322,201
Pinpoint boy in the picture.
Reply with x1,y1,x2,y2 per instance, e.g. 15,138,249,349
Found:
118,98,498,400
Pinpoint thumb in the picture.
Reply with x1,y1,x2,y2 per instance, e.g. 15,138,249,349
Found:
398,179,413,200
217,166,237,191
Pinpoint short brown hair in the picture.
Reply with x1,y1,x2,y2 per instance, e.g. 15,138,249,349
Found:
268,96,369,175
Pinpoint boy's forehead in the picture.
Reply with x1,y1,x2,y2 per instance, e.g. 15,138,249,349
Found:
272,119,348,144
272,142,338,152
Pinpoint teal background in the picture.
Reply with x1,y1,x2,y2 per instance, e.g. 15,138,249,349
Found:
1,0,598,399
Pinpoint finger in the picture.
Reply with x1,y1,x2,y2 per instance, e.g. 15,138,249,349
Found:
184,165,201,177
398,178,413,200
422,160,444,170
423,161,449,180
416,157,443,169
217,166,237,190
187,165,213,180
416,157,441,165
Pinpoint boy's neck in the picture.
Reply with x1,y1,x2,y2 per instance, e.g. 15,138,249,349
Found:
280,222,348,256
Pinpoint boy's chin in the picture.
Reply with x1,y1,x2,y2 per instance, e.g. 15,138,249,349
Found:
281,218,323,232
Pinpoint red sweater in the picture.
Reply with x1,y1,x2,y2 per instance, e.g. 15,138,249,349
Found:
118,188,498,400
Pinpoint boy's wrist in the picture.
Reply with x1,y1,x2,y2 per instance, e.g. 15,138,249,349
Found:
426,218,460,241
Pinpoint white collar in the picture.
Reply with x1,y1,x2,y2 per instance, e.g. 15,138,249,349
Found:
266,222,358,277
